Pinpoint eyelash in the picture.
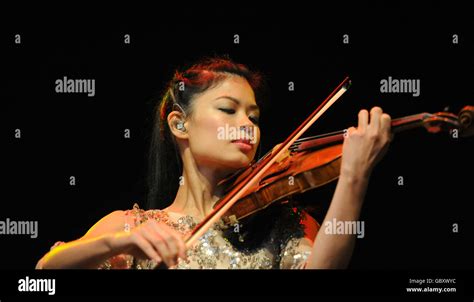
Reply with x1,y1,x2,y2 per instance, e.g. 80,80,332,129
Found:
219,108,259,125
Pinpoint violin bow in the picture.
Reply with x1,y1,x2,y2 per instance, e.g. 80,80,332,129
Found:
183,77,352,250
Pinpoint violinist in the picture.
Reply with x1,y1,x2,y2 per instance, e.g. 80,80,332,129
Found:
35,57,392,269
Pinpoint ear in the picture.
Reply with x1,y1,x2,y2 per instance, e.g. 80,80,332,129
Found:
167,110,189,139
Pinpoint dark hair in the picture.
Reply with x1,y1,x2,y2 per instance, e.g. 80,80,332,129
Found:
146,56,265,210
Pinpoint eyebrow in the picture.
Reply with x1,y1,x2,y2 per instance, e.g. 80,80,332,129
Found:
214,96,260,112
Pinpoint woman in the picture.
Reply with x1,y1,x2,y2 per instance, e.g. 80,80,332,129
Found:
36,57,392,269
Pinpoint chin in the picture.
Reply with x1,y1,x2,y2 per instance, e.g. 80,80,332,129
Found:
220,153,253,170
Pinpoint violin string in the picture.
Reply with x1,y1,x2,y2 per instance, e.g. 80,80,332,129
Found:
289,131,345,151
292,114,433,145
291,130,345,146
289,114,434,151
294,129,346,142
264,114,436,156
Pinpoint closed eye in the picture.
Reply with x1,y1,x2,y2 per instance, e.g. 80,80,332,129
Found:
219,108,235,114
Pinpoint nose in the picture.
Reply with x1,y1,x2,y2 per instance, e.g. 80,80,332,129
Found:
237,125,258,145
237,112,259,143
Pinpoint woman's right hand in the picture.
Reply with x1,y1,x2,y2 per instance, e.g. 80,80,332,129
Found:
108,219,187,267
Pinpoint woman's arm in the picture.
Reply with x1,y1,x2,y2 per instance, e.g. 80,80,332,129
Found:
36,234,119,269
306,107,392,269
36,211,126,269
36,209,187,269
305,174,368,268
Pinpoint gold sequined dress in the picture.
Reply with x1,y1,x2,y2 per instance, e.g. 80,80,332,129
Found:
53,203,318,269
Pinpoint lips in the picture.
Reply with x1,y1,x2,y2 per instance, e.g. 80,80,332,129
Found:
231,139,253,152
232,139,252,145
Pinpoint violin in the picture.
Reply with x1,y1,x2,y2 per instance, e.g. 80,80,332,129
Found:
216,105,473,227
156,77,473,267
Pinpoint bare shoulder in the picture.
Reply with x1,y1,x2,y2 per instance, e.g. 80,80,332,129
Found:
80,210,127,240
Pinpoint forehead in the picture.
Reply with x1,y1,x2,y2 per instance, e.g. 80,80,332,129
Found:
196,76,257,105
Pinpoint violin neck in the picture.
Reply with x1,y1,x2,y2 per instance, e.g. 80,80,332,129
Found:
391,113,433,133
290,113,432,152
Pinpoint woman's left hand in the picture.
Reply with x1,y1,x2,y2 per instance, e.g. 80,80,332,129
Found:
340,106,392,180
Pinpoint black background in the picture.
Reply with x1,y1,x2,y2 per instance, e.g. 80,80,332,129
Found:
3,2,473,279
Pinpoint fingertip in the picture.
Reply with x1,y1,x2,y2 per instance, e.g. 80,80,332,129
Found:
370,106,383,114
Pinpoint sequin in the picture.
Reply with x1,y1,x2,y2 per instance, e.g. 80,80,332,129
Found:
97,203,314,269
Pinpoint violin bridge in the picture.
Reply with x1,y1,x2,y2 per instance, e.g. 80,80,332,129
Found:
276,149,290,164
271,143,290,163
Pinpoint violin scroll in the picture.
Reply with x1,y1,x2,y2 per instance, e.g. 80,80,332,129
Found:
420,106,474,137
459,105,474,137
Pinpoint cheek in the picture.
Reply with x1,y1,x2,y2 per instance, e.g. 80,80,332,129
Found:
189,113,224,149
